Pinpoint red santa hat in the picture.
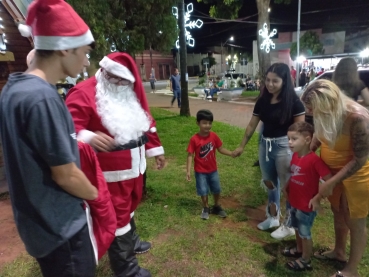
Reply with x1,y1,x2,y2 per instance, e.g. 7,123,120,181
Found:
99,52,157,132
18,0,94,50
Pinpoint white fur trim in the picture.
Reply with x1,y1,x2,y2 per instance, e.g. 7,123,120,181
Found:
77,130,97,144
84,201,98,265
99,56,135,83
140,146,146,174
115,223,131,236
146,146,164,158
149,127,157,133
103,148,140,182
130,212,135,218
18,24,32,37
33,30,94,50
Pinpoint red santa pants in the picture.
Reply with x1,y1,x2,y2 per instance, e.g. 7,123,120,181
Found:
107,174,143,229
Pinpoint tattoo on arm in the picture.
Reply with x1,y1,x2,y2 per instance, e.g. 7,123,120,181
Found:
338,115,369,181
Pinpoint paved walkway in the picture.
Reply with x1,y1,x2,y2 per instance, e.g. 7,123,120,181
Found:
146,89,256,129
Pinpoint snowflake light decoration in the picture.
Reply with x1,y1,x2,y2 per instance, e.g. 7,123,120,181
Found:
172,3,203,48
259,23,277,53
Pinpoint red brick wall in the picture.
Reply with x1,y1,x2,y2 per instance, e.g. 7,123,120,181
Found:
135,50,176,81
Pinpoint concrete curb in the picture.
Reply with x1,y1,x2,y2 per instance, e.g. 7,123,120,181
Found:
154,89,256,105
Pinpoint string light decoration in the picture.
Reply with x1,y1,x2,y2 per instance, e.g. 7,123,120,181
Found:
259,23,277,53
172,3,203,48
0,17,6,51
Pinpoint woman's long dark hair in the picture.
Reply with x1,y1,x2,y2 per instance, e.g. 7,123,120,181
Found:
260,63,298,124
333,58,361,99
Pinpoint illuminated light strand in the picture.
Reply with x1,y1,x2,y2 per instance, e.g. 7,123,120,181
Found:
172,3,203,48
259,23,277,53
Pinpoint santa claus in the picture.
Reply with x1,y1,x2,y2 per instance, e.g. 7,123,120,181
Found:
66,52,165,277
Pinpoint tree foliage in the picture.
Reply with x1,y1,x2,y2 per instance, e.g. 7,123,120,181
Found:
289,31,325,60
198,0,291,81
201,56,217,69
67,0,177,61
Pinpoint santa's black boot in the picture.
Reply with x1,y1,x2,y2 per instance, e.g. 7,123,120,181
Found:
108,232,151,277
131,217,151,254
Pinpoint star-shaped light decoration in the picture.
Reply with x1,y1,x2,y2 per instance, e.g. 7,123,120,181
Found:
172,3,203,48
259,23,277,53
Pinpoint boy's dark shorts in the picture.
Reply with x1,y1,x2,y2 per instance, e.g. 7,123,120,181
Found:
288,206,317,239
195,171,221,196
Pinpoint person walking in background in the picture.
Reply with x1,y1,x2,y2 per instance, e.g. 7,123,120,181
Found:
0,1,98,276
149,72,156,93
233,63,305,240
282,122,332,272
186,110,233,220
170,67,181,108
333,57,369,107
308,68,316,82
301,79,369,277
290,65,297,86
299,69,307,87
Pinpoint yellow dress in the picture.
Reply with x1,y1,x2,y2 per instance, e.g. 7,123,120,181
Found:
321,134,369,218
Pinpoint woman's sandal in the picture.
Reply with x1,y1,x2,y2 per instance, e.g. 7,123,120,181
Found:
286,257,313,271
282,246,302,258
314,247,347,264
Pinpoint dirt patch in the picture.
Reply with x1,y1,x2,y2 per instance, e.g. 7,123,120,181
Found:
244,204,267,229
221,196,244,209
0,198,26,271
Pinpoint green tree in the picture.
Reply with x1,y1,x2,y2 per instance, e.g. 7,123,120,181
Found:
67,0,177,62
201,56,217,69
197,0,290,83
289,31,325,60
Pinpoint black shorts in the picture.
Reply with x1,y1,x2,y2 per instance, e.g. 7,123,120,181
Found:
36,224,96,277
150,82,155,89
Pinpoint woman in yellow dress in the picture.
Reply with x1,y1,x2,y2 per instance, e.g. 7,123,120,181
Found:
301,79,369,277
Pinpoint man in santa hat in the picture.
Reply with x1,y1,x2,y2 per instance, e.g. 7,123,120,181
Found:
0,0,98,277
66,52,165,277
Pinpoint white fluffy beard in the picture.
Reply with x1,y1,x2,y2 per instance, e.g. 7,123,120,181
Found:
95,70,151,145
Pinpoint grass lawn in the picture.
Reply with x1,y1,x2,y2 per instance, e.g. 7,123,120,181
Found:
241,90,260,98
1,108,369,277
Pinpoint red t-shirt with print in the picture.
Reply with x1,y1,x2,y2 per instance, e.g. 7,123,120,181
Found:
187,132,222,173
288,152,331,212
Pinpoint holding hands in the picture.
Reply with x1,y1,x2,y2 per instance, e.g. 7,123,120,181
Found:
232,146,244,158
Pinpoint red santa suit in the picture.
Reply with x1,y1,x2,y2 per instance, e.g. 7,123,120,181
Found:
66,53,164,237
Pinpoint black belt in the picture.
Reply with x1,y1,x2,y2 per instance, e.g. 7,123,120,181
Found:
112,134,149,151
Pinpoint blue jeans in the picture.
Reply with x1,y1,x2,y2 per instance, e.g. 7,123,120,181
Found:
259,135,292,222
289,207,317,239
171,89,181,107
195,171,221,196
204,88,220,98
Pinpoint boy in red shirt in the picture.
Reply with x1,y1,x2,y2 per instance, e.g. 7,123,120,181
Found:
186,110,233,219
282,122,332,272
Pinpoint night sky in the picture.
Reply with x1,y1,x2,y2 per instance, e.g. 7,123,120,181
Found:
189,0,369,53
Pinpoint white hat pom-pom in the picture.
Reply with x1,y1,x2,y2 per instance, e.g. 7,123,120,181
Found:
18,24,32,37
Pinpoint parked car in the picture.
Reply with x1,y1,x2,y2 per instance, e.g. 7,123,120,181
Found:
295,67,369,97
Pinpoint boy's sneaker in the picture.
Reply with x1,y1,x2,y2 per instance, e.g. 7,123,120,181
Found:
211,205,227,218
257,216,280,230
201,207,210,220
271,225,295,240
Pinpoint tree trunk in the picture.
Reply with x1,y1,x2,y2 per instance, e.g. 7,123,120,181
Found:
178,0,190,116
256,0,271,86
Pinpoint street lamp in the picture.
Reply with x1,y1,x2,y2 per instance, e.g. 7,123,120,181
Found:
221,36,234,74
